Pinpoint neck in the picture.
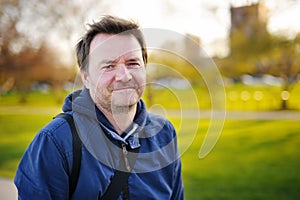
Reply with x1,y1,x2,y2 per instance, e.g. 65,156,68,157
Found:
97,104,137,135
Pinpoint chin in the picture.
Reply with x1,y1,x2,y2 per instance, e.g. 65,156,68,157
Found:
111,91,140,106
112,98,139,108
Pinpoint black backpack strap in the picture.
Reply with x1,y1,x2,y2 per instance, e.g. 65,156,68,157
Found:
55,113,82,199
100,146,140,200
55,113,139,200
100,171,130,200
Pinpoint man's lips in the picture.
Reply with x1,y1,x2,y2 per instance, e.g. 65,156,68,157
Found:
112,87,135,91
109,82,138,92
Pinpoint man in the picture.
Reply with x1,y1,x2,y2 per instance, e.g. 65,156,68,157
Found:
14,15,184,199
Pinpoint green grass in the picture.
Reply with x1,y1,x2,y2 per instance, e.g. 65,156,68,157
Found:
0,86,300,199
176,119,300,200
225,83,300,111
0,115,52,177
0,90,69,106
144,83,300,111
0,112,299,199
1,83,300,110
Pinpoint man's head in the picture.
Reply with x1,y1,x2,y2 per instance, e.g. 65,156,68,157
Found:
77,15,147,113
76,15,147,72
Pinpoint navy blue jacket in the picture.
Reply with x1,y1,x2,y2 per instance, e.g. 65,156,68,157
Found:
14,88,184,199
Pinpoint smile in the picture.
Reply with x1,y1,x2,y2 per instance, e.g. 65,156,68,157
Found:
112,88,135,92
113,87,135,91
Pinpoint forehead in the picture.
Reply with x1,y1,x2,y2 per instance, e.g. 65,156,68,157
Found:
89,34,142,62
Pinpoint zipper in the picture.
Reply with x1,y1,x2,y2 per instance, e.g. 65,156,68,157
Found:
123,123,139,141
121,143,131,172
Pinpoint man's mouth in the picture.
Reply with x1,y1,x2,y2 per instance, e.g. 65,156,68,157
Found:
112,87,136,93
114,86,135,91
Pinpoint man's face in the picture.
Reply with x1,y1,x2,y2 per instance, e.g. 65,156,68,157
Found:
81,34,146,112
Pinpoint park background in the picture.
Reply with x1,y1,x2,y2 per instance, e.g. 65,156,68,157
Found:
1,0,300,199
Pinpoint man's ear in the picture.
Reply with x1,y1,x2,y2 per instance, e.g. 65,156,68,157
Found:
80,69,90,89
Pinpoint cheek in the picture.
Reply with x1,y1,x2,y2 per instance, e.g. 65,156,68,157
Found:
93,75,115,94
89,70,108,86
133,68,146,86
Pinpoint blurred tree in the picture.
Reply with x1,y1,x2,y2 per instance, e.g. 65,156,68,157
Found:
217,20,273,79
147,36,210,86
216,3,300,110
148,50,207,86
261,34,300,110
217,31,300,110
0,0,107,102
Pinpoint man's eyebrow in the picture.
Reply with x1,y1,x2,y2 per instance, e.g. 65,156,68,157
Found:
98,57,142,65
98,58,119,65
126,57,142,62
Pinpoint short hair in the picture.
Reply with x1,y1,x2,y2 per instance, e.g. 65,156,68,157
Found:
76,15,147,71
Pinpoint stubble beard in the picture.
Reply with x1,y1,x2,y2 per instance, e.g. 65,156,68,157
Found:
96,88,141,114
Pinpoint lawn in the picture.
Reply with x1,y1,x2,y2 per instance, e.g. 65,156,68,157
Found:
0,86,300,199
145,83,300,111
0,114,53,177
1,83,300,110
178,119,300,199
0,111,299,199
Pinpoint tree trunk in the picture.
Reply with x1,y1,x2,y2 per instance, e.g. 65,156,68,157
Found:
280,99,288,110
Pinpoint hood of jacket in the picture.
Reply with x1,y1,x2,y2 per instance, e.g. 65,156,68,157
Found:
61,88,180,173
61,88,147,166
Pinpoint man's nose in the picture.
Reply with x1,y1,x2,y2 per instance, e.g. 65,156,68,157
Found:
115,64,132,82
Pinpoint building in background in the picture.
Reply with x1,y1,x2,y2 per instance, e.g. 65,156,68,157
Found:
230,2,269,53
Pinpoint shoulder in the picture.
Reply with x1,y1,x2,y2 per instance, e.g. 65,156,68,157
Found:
21,114,74,172
146,112,176,133
14,114,74,198
143,112,177,145
33,114,73,154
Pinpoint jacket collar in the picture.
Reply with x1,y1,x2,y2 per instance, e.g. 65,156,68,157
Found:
95,100,147,149
68,87,146,149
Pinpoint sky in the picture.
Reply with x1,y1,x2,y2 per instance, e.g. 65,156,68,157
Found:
91,0,300,57
108,0,230,43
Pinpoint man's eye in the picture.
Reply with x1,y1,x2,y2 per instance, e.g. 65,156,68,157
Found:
102,65,114,70
127,62,140,68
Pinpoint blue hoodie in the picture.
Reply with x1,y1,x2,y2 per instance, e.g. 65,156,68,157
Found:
14,88,184,200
